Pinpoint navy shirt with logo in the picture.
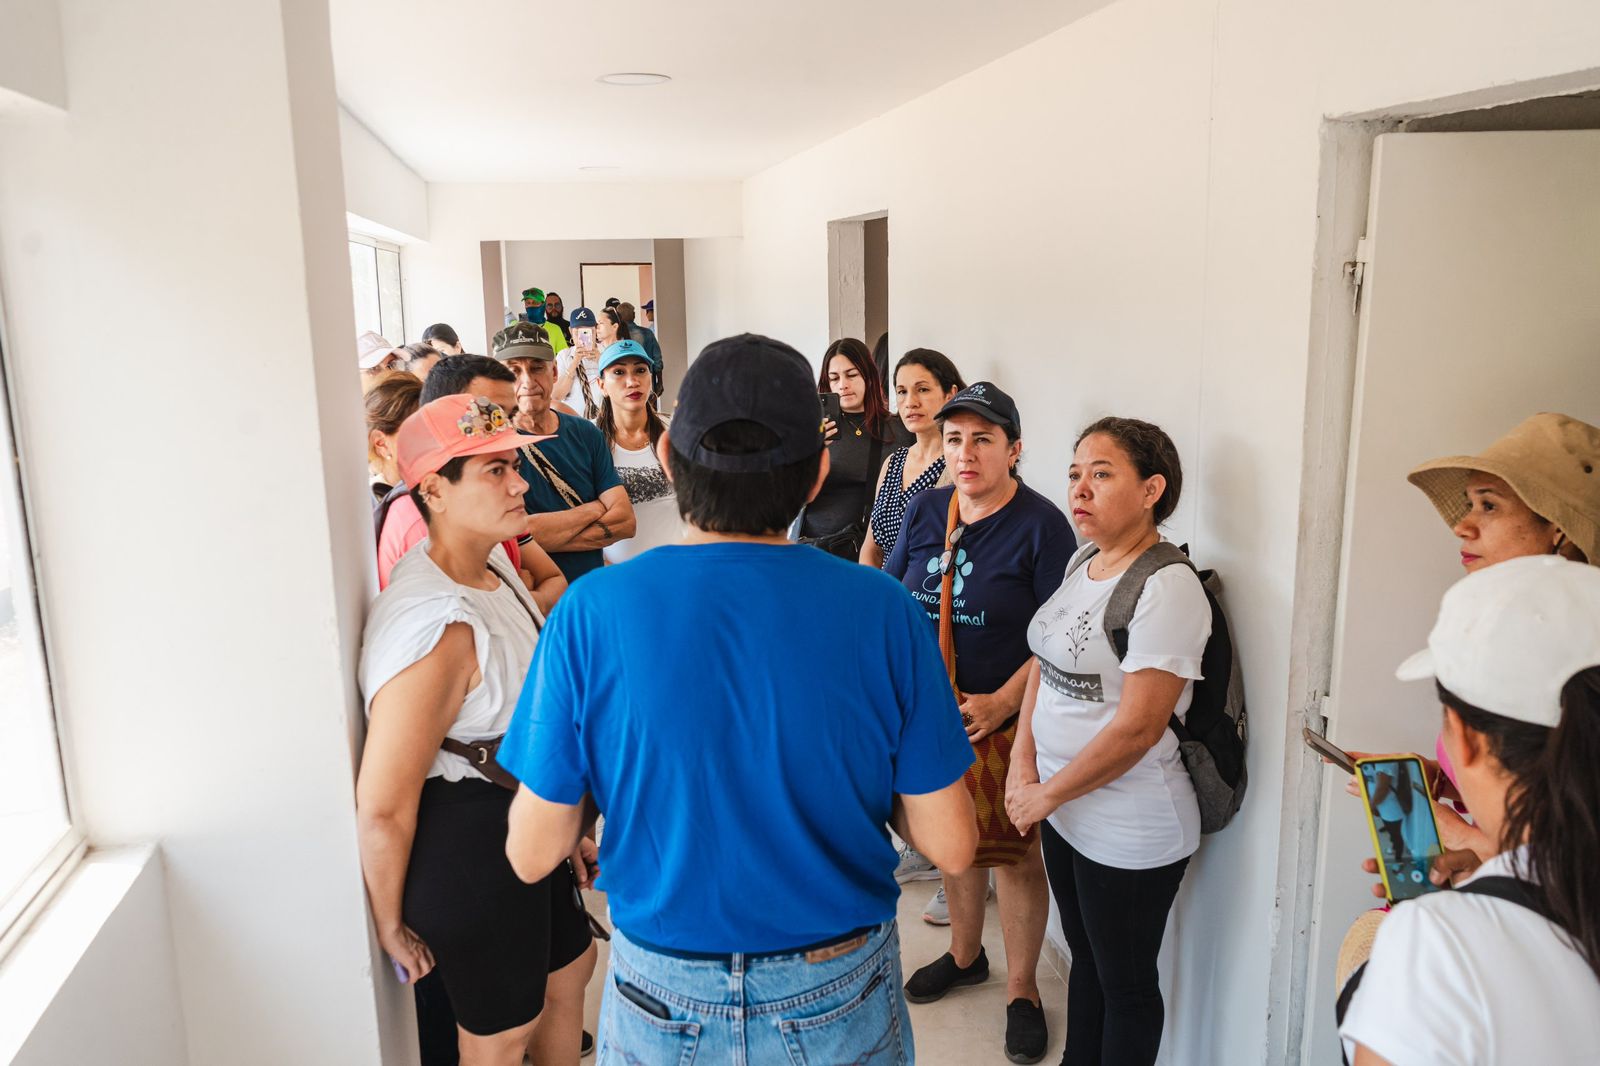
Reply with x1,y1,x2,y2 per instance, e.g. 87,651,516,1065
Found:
517,413,623,583
885,484,1076,695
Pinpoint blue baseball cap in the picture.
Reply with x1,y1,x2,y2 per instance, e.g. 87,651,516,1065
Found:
598,339,651,373
937,381,1021,435
569,307,597,329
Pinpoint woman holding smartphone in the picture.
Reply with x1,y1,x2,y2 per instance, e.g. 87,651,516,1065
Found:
1341,556,1600,1065
801,338,900,558
1005,417,1212,1066
358,395,595,1066
554,306,618,419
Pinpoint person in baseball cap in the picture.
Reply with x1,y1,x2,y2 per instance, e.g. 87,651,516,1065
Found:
935,381,1021,435
357,391,594,1063
497,335,975,1059
517,287,568,355
1341,554,1600,1064
357,331,408,391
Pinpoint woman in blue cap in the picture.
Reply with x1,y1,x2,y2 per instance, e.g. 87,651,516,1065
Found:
594,340,678,562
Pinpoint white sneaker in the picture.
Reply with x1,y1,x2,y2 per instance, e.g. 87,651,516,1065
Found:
894,846,941,884
922,887,950,926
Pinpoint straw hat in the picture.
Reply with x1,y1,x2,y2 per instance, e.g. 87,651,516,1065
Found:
1407,413,1600,565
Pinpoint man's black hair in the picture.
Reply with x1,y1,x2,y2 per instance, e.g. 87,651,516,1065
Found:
670,420,822,535
421,355,515,404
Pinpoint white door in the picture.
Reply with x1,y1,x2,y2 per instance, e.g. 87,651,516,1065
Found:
1302,130,1600,1063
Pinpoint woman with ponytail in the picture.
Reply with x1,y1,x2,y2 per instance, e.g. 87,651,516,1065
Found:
1340,555,1600,1065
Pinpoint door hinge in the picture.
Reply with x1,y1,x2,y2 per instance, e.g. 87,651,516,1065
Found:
1343,237,1371,317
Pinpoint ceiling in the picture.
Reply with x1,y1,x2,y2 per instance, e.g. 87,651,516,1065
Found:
330,0,1110,183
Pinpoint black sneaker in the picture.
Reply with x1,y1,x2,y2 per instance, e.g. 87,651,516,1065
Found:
904,949,989,1003
581,1029,594,1058
1004,998,1048,1063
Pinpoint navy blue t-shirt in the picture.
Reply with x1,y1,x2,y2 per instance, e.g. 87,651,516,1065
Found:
497,542,973,953
517,412,622,583
885,484,1076,695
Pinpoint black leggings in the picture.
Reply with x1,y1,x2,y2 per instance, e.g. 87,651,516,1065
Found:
1041,822,1188,1066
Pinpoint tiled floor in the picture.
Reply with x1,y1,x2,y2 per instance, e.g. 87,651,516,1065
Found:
579,878,1068,1064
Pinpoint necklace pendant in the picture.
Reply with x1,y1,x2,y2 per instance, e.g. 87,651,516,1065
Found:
854,428,863,436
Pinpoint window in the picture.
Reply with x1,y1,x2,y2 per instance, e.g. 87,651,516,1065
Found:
0,327,76,944
349,233,405,342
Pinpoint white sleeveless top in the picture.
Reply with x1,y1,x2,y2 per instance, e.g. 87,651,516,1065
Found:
359,542,543,782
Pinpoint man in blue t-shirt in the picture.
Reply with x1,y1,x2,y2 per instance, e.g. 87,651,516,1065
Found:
492,321,633,583
500,333,977,1064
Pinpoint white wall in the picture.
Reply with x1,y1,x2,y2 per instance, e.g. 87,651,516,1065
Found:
403,181,740,354
673,1,1600,1062
0,1,407,1062
0,0,66,111
339,105,428,241
502,238,655,320
6,850,187,1066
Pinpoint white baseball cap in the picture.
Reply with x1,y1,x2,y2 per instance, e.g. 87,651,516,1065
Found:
1396,554,1600,728
357,330,405,370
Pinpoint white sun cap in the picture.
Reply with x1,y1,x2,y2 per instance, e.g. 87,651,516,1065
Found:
1395,554,1600,728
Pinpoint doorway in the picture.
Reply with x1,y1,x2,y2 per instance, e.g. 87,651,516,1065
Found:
826,211,889,352
580,262,654,316
1273,88,1600,1066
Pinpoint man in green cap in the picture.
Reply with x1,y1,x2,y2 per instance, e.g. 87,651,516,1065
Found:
520,287,569,356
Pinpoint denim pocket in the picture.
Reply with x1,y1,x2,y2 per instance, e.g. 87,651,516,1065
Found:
778,967,907,1066
601,977,701,1066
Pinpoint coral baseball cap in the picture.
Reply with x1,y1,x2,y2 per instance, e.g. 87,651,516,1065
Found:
396,395,553,487
1395,555,1600,728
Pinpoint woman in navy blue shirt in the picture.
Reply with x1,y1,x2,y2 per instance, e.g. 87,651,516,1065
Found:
885,382,1075,1063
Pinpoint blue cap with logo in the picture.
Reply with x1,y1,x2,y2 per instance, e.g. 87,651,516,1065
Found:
598,339,651,373
569,307,597,329
936,381,1020,435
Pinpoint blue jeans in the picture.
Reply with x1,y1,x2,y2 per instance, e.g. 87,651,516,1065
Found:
599,920,914,1065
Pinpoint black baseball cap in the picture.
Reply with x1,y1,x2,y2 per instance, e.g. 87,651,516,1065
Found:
670,334,826,473
936,381,1021,435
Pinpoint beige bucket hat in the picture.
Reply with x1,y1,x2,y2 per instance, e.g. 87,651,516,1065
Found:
1407,412,1600,565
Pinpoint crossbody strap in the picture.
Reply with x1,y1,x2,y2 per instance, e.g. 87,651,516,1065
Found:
520,440,584,509
937,491,965,700
1455,875,1556,921
856,431,885,531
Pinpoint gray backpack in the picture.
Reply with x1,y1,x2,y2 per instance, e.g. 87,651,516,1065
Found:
1064,541,1248,833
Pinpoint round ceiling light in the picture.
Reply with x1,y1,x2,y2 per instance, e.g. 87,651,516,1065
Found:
578,165,621,172
597,72,671,87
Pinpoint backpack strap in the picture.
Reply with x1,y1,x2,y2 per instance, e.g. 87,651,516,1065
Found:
373,481,411,548
1455,875,1555,921
1064,542,1099,582
1102,541,1196,660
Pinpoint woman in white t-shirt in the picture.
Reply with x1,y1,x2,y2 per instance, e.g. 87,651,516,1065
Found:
1340,555,1600,1066
554,306,623,420
1006,417,1211,1066
593,339,679,562
357,394,596,1066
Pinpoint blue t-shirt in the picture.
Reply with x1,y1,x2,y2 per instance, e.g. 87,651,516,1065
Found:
498,542,973,953
517,413,623,583
885,484,1076,695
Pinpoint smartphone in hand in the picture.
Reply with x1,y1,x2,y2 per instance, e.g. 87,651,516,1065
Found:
1302,726,1355,774
1354,754,1445,903
819,391,842,423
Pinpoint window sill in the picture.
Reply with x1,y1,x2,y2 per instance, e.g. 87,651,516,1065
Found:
0,844,155,1061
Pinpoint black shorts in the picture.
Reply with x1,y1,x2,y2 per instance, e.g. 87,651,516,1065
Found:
403,777,592,1036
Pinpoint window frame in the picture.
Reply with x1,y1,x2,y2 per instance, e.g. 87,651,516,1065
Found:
0,299,85,960
349,231,405,343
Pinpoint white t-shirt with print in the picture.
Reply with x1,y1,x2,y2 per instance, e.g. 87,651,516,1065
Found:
557,348,604,415
1028,556,1211,869
1340,847,1600,1066
605,439,681,563
358,543,542,782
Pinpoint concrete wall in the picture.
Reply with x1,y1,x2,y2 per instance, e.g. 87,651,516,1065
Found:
664,1,1600,1062
0,0,67,111
0,0,407,1062
403,181,741,355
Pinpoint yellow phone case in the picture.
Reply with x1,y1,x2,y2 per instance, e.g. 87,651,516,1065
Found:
1354,754,1445,903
